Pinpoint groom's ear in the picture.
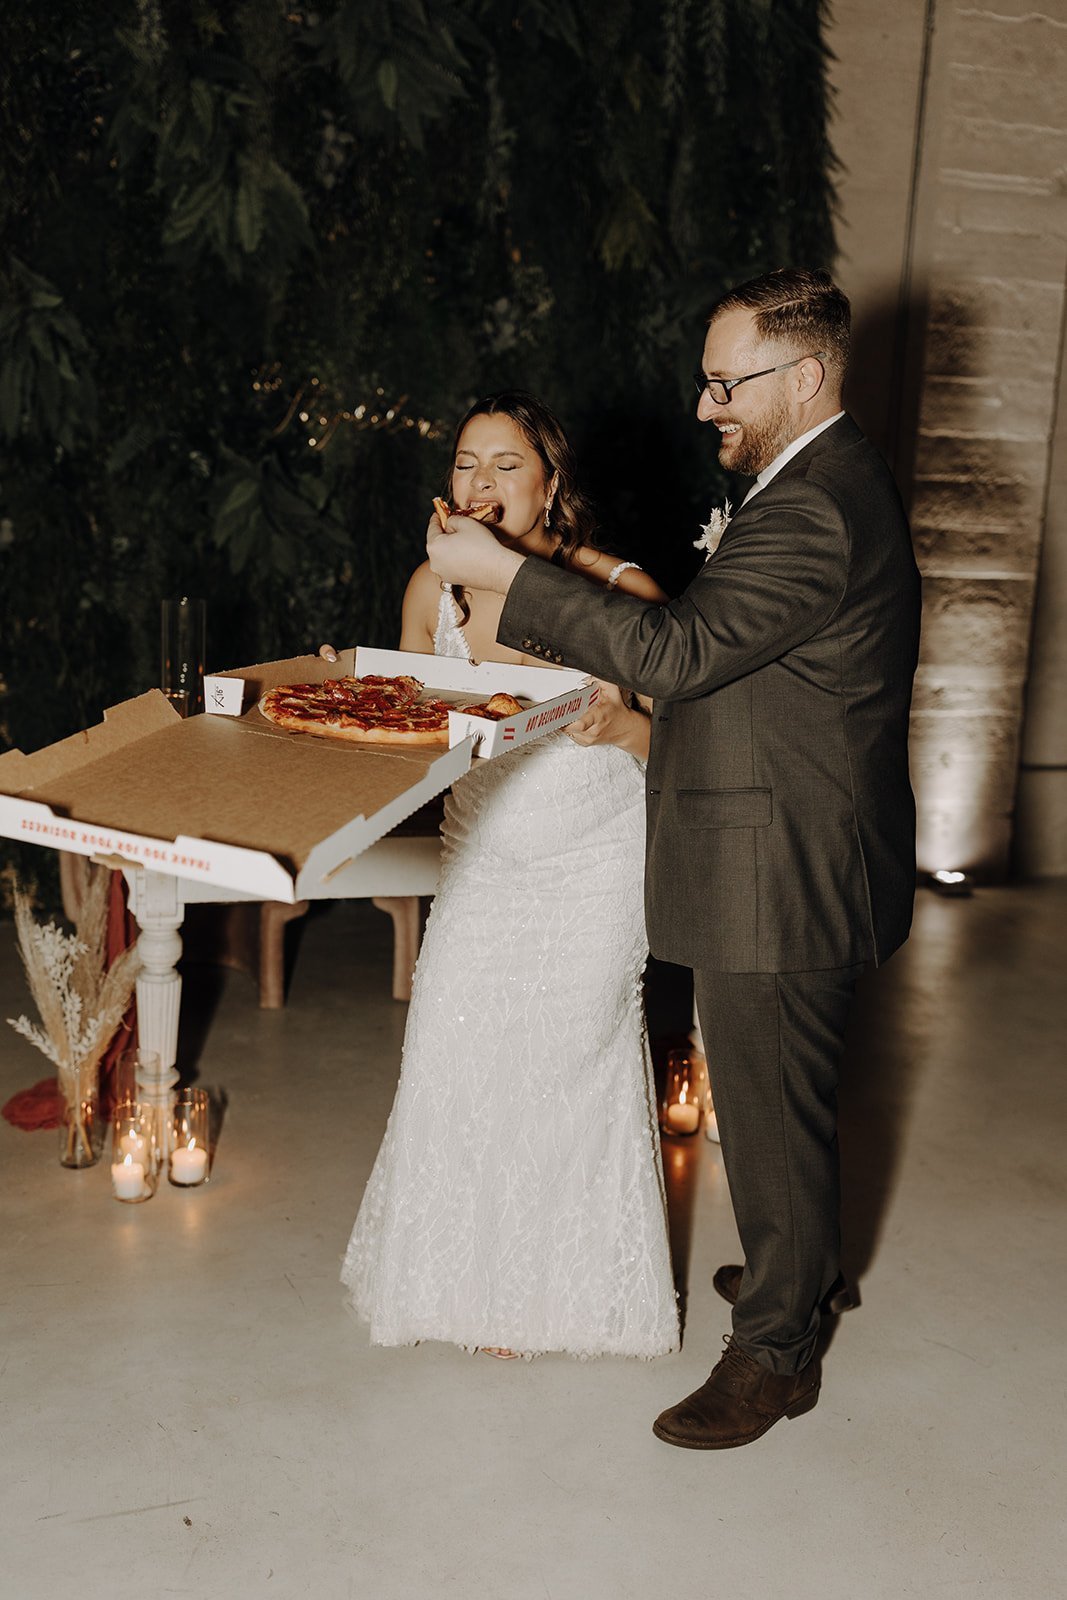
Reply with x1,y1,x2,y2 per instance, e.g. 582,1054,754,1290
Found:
795,356,826,399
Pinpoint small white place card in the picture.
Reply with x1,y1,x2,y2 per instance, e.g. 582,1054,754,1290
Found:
203,675,245,717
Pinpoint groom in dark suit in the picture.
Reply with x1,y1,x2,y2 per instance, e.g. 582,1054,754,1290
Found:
427,268,921,1448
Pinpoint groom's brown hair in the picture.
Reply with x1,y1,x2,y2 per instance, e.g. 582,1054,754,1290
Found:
710,268,850,385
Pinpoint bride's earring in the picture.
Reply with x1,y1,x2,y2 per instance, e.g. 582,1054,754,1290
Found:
543,477,558,529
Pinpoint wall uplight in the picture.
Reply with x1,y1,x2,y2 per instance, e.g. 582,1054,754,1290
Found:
930,869,974,897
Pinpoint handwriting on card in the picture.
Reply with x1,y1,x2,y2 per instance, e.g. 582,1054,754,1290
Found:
203,676,245,716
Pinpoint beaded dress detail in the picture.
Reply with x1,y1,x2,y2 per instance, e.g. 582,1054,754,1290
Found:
340,583,679,1358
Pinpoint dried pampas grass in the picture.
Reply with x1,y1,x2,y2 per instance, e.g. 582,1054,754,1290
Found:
8,868,140,1158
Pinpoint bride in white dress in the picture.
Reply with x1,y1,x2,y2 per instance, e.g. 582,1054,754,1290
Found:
340,394,679,1359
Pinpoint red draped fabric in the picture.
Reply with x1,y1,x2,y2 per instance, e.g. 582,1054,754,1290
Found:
100,870,139,1115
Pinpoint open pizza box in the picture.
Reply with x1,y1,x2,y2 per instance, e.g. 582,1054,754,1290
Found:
0,650,597,904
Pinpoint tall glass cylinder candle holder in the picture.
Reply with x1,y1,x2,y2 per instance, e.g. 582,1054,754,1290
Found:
702,1067,721,1144
659,1047,702,1137
110,1103,161,1203
169,1089,210,1187
161,597,206,716
58,1076,100,1168
133,1048,178,1162
114,1047,160,1113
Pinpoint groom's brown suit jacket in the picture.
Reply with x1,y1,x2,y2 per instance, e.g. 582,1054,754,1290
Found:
498,415,922,974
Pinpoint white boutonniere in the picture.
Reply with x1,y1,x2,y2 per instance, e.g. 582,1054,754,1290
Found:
694,499,732,558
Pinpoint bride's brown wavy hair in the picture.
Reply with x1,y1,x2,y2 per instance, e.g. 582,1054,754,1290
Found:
446,392,601,623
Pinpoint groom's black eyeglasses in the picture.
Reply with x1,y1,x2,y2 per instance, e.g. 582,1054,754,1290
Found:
692,353,827,406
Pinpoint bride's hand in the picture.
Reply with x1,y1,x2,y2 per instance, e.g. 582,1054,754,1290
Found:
565,679,650,757
319,643,338,663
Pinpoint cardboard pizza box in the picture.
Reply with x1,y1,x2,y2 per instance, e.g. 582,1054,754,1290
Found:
0,651,596,903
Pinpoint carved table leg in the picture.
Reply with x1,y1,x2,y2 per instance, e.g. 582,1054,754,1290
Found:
126,868,183,1153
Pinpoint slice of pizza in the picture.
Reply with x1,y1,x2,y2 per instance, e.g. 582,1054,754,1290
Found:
432,497,501,531
459,692,524,722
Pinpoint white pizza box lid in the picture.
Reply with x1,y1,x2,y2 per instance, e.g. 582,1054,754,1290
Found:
0,650,594,902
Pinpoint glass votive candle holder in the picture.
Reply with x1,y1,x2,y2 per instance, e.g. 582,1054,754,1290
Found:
110,1104,161,1203
114,1048,161,1112
659,1047,702,1137
703,1078,721,1143
169,1089,209,1187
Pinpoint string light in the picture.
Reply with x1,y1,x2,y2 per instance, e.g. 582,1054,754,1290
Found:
250,364,443,448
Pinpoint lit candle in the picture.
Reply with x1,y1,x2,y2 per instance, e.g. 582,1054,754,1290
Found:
111,1155,146,1200
666,1101,700,1134
118,1132,147,1163
170,1144,208,1185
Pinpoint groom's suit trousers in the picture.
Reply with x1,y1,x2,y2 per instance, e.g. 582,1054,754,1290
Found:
693,962,862,1375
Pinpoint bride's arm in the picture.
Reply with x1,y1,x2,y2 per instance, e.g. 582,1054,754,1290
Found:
319,560,437,660
399,560,441,651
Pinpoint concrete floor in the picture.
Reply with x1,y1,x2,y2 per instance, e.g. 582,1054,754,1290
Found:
1,882,1065,1600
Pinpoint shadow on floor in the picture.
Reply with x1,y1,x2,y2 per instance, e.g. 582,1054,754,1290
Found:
837,886,990,1290
176,900,316,1078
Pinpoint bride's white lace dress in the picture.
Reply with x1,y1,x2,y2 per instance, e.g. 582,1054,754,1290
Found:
340,584,679,1358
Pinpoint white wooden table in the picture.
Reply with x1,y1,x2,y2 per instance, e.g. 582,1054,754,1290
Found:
123,834,441,1078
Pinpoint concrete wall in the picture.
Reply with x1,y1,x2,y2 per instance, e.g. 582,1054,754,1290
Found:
1016,315,1067,875
826,0,1067,879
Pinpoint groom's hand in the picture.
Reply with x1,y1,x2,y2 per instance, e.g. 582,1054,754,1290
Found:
426,512,525,596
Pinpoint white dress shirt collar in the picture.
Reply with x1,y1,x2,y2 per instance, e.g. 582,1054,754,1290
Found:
741,411,846,505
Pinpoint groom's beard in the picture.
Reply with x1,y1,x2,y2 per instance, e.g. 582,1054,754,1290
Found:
718,392,794,477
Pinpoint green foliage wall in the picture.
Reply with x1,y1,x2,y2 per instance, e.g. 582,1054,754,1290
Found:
1,0,836,888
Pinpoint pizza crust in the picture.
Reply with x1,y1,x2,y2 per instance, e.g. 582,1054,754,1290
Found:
462,692,524,720
257,695,451,747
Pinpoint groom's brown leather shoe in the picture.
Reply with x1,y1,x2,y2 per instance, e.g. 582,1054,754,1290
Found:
652,1339,820,1450
712,1263,857,1316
